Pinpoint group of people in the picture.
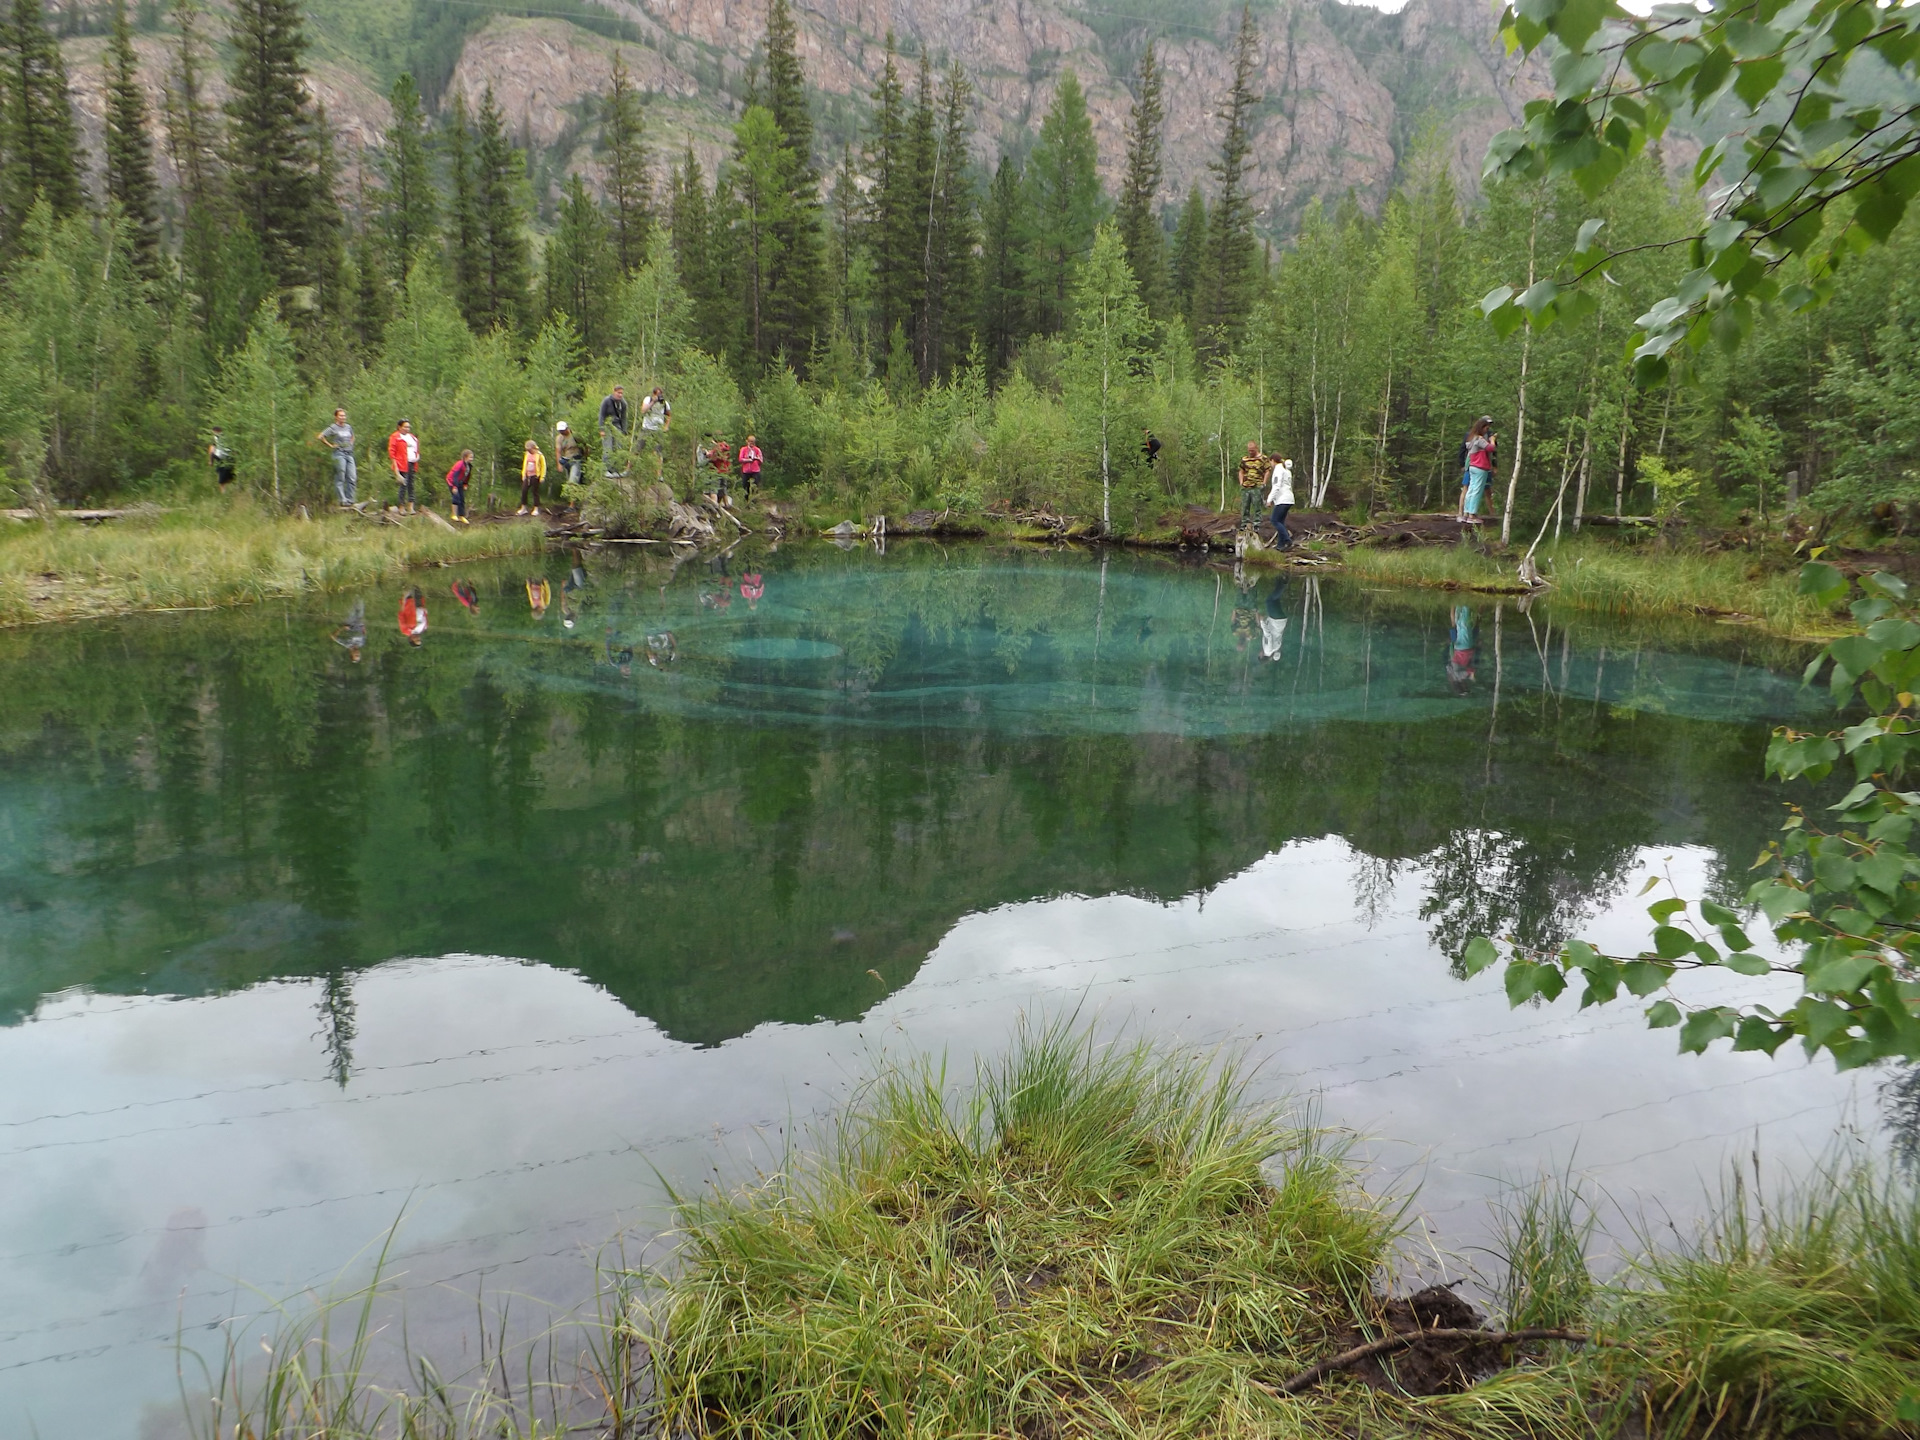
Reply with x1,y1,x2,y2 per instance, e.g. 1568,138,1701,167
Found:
694,434,764,506
1236,442,1297,547
218,384,688,518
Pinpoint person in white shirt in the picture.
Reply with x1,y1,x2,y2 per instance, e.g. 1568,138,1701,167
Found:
1266,455,1295,548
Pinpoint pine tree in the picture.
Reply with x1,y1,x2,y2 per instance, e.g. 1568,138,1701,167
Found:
671,144,732,356
544,173,613,351
826,143,866,341
900,50,938,373
161,0,223,229
600,49,651,274
103,0,162,275
224,0,333,291
917,60,976,379
444,94,486,329
758,0,825,367
1197,5,1260,354
307,102,347,324
977,155,1027,379
1115,41,1168,320
2,0,85,242
1021,69,1101,337
862,36,916,363
1169,184,1207,326
349,221,390,349
471,85,531,332
374,73,437,284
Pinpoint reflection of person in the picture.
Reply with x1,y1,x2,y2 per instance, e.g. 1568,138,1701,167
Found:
562,560,587,630
398,588,427,645
526,577,552,617
1447,605,1477,693
740,571,765,609
1259,578,1289,661
605,627,633,676
331,599,366,662
451,579,479,612
645,630,677,667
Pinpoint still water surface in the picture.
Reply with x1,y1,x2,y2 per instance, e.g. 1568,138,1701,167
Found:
0,545,1893,1436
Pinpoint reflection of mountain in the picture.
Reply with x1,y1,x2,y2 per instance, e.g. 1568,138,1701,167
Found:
0,551,1816,1047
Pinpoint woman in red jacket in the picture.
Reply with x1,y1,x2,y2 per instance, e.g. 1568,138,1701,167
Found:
387,420,420,514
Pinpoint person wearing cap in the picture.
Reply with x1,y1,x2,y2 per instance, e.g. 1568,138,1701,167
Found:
555,419,586,488
1458,416,1497,524
387,419,420,514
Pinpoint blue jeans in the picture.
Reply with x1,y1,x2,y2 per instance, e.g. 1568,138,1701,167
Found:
396,465,415,506
333,454,357,504
1270,503,1292,546
1463,466,1489,515
449,484,466,518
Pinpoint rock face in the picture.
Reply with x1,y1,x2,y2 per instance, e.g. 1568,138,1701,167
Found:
63,0,1551,232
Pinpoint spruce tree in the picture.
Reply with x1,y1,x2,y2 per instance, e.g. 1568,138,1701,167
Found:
1197,5,1260,353
600,49,651,274
1021,69,1101,337
374,73,437,284
758,0,825,367
1116,41,1169,320
2,0,85,242
863,35,915,362
671,144,732,357
103,0,162,274
545,173,613,351
1169,184,1207,326
444,94,486,329
224,0,333,291
471,85,531,332
918,61,976,379
977,155,1027,380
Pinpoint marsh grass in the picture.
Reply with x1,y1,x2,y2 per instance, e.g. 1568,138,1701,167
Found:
645,1023,1510,1439
1337,538,1832,637
0,497,541,625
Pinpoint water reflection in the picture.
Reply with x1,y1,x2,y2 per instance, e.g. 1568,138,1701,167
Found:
0,547,1826,1050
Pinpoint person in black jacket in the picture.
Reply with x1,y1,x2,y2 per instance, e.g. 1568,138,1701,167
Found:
599,385,629,475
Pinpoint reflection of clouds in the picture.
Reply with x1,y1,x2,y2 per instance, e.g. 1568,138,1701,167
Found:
137,1206,208,1304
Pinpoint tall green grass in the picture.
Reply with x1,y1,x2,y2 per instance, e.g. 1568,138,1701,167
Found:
0,497,542,625
1337,537,1833,637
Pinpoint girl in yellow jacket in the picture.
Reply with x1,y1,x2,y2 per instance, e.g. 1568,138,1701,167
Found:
519,440,547,516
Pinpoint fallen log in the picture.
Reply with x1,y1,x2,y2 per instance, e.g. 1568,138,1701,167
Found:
4,508,137,521
1266,1327,1594,1396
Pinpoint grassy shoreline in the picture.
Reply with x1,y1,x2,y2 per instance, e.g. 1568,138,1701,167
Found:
190,1026,1920,1439
0,499,544,626
1,499,1842,638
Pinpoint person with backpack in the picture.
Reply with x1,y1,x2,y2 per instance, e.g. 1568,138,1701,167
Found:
599,385,629,475
1458,416,1497,523
445,449,474,523
387,419,419,514
1236,440,1268,527
208,427,235,494
737,435,763,503
637,386,671,475
555,420,587,487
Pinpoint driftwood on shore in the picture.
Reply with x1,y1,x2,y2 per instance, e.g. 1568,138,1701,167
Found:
4,508,137,522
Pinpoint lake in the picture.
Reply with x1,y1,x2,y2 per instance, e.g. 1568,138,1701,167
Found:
0,543,1892,1436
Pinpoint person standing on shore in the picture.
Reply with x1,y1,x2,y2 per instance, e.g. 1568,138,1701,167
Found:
208,427,235,494
317,409,357,506
1266,453,1295,548
445,449,474,523
737,434,763,503
556,421,586,488
519,439,547,516
1236,440,1268,528
387,420,419,514
599,385,629,475
1458,417,1497,524
638,386,670,476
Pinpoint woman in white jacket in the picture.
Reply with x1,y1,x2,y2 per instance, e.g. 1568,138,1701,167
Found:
1266,455,1295,548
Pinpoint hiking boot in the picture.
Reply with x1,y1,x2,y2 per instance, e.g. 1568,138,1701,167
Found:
516,506,529,516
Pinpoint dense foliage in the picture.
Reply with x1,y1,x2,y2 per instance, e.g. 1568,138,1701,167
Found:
0,0,1916,529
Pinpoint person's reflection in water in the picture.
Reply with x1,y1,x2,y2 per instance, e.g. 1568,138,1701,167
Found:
740,570,765,610
331,599,366,662
605,627,634,676
1229,566,1257,654
646,630,678,668
1259,577,1289,662
398,587,427,646
562,558,588,631
1447,605,1478,694
527,576,552,619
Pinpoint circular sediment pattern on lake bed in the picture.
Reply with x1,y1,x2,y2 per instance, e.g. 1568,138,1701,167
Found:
726,637,845,661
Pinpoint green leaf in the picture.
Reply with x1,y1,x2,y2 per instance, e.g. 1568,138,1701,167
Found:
1853,180,1908,244
1699,899,1738,926
1680,1008,1738,1053
1797,997,1853,1049
1519,278,1561,315
1622,960,1673,997
1652,924,1697,959
1462,935,1501,976
1799,560,1847,603
1718,923,1755,952
1733,1014,1791,1054
1724,951,1773,976
1646,999,1682,1028
1732,55,1786,108
1552,0,1611,51
1691,44,1733,104
1805,950,1882,995
1648,897,1687,922
1858,847,1906,896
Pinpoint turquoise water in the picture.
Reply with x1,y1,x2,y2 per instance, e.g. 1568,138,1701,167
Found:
0,544,1883,1435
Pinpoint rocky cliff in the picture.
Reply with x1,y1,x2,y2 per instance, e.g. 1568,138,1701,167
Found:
66,0,1551,231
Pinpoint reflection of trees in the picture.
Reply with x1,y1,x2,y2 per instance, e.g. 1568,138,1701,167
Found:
1883,1065,1920,1174
1422,828,1640,975
314,968,356,1087
1349,850,1402,931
